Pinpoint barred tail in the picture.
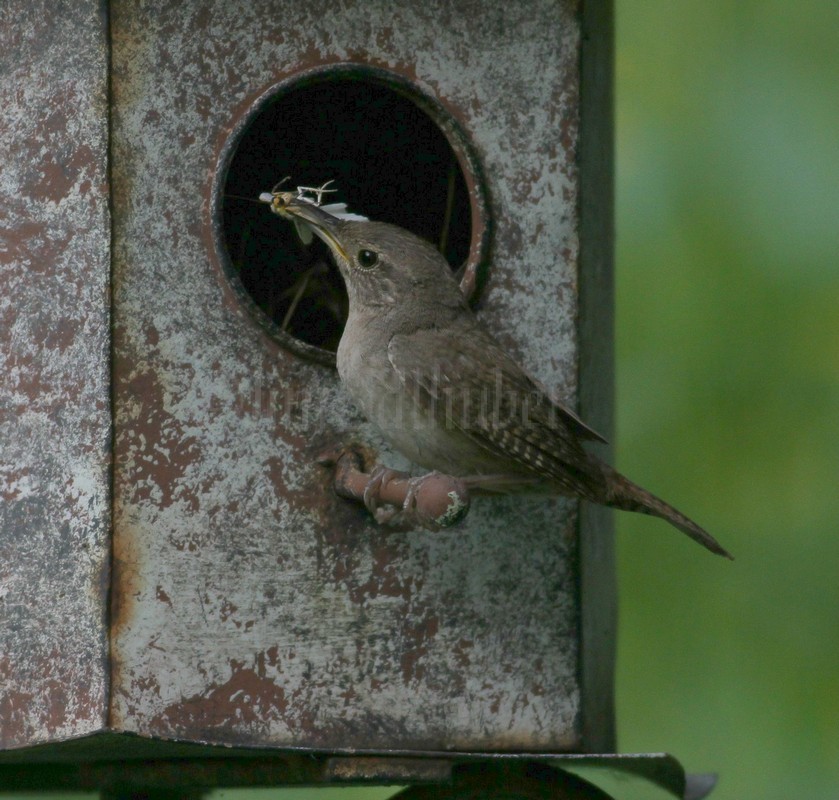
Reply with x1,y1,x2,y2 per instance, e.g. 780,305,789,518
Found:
602,466,733,559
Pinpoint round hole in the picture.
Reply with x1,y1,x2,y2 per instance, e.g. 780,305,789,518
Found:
214,66,489,365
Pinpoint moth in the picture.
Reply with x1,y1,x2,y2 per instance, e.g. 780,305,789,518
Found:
259,179,367,244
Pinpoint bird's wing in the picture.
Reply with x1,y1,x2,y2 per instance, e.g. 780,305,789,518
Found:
387,326,606,493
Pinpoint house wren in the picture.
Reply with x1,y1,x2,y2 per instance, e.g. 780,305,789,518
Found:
268,195,731,559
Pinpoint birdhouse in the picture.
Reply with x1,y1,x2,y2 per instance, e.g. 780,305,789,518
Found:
0,1,709,797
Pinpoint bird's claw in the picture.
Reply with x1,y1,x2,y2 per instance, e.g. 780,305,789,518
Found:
362,465,399,517
324,448,471,532
368,472,436,531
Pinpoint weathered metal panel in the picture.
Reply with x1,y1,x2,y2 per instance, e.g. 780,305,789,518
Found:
110,0,610,751
0,1,111,748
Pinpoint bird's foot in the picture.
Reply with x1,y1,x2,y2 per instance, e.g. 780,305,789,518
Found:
362,465,402,519
319,447,471,531
367,467,472,531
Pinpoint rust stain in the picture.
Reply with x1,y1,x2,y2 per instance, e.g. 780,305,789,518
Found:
156,585,173,607
149,664,291,735
399,615,440,685
29,144,99,203
0,218,75,273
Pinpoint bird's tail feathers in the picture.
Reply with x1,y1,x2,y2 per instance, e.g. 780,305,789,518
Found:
603,466,732,559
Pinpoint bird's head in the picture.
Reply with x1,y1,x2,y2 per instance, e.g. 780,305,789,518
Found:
274,198,465,316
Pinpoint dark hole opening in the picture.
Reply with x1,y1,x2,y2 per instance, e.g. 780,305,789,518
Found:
220,76,473,356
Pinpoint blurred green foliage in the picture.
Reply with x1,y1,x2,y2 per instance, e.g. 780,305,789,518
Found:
614,1,839,798
8,2,836,799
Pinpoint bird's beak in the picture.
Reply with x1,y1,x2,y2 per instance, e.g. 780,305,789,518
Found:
269,198,349,261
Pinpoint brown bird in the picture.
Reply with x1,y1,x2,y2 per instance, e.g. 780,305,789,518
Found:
268,194,731,559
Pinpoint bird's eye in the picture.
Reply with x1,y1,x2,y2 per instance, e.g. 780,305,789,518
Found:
357,249,379,269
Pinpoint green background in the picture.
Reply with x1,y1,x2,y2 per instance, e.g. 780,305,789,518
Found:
612,1,838,797
8,1,837,798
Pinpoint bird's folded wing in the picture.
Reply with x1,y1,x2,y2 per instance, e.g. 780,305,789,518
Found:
387,327,605,494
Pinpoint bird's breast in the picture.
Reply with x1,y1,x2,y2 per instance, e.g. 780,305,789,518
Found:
337,318,455,470
337,317,406,428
